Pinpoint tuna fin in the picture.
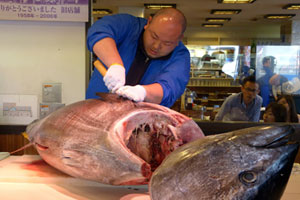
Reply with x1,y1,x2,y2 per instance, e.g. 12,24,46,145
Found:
61,150,85,168
96,92,128,103
22,132,29,140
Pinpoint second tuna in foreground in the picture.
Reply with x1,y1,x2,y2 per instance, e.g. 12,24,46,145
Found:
150,125,299,200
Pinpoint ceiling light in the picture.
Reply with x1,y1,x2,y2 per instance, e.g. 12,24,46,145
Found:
202,23,223,28
211,9,241,15
144,4,176,9
218,0,256,3
92,9,112,15
206,18,231,22
264,14,296,19
283,4,300,10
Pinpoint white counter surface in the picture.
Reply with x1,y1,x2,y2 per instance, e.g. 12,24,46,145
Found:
0,155,149,200
0,155,299,200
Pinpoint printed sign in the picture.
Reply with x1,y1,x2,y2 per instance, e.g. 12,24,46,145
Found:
0,0,88,22
0,94,38,125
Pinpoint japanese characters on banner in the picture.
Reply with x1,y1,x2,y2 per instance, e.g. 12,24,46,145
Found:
0,0,88,22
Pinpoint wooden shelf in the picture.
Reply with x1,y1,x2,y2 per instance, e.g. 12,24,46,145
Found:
187,85,240,88
200,99,225,102
199,68,223,71
189,77,235,80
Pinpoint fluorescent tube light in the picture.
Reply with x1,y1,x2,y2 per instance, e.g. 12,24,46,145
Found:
202,23,223,28
211,9,241,15
144,4,176,9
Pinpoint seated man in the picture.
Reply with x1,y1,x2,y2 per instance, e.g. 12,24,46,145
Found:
215,75,262,122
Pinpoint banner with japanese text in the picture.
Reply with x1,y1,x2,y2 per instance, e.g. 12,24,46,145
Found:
0,0,88,22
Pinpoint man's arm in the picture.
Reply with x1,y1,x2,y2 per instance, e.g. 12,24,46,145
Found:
214,97,231,121
269,74,281,85
143,83,163,104
87,14,136,68
93,38,126,92
251,109,261,122
250,96,263,122
93,37,124,67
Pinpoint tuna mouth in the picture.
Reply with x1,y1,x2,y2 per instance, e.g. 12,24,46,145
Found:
35,142,49,151
126,121,183,172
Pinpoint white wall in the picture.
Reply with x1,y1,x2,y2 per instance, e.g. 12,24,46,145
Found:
0,20,86,105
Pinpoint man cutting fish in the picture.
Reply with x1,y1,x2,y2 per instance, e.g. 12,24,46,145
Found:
86,8,189,108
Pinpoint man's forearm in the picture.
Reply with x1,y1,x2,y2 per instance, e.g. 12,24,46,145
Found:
143,83,163,104
93,37,124,67
269,74,280,85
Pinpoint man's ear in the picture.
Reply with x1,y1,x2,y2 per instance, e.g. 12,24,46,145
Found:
144,16,153,29
175,34,184,46
179,33,184,41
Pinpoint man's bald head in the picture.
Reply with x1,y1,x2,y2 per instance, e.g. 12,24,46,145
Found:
143,8,186,58
152,8,187,34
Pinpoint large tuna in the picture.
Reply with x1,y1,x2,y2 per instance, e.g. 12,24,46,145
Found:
150,125,299,200
26,93,204,185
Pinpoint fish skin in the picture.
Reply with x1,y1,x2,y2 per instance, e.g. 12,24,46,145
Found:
150,125,299,200
26,93,204,185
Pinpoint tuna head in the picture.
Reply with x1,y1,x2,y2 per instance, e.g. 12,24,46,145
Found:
26,94,204,185
150,125,299,200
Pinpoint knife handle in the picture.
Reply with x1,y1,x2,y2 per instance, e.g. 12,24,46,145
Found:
93,60,107,76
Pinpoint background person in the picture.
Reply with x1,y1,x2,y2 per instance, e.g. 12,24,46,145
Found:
86,8,189,108
277,95,299,123
257,56,288,107
257,56,276,107
214,75,262,122
263,102,287,123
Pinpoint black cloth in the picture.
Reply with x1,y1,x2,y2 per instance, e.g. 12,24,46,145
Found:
125,32,173,86
126,35,151,86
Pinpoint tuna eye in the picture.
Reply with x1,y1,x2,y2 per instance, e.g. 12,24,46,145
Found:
239,171,257,185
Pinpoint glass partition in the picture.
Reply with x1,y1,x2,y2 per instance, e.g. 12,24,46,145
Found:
256,45,300,96
184,45,300,120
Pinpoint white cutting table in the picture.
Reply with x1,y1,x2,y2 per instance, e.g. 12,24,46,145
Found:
0,155,299,200
0,155,149,200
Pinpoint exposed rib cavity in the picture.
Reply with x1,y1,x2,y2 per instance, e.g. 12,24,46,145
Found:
126,121,183,171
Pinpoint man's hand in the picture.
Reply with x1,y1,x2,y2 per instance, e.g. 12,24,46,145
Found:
116,85,146,102
103,64,125,92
